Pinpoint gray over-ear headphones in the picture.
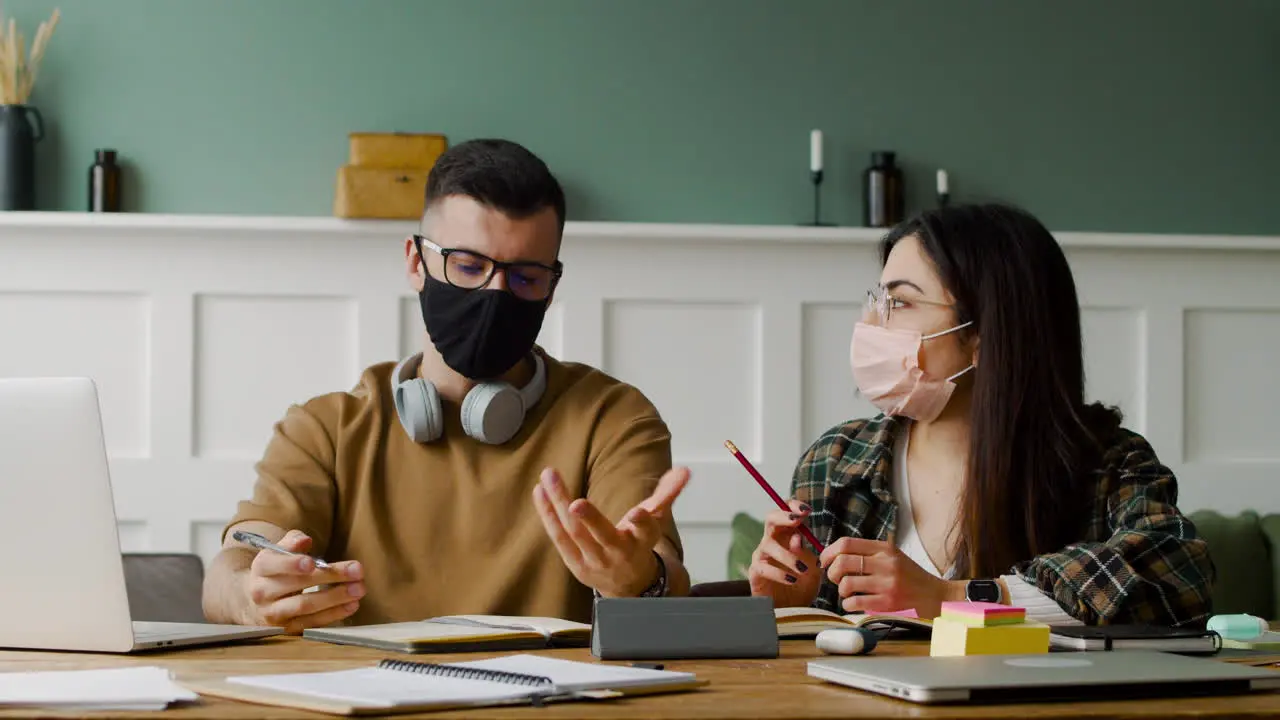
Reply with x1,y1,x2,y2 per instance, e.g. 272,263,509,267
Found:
391,352,548,445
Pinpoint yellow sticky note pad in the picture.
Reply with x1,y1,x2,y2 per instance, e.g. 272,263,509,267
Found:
929,616,1050,657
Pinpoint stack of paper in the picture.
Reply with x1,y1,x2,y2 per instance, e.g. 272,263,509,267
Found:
930,602,1049,657
0,666,197,710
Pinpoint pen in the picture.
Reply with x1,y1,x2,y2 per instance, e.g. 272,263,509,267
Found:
232,529,332,569
724,440,826,553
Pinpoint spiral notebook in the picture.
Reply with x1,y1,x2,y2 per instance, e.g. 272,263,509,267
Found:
180,654,705,716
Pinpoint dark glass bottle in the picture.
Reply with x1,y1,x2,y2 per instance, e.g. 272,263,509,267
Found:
89,149,121,212
0,105,43,210
863,151,904,227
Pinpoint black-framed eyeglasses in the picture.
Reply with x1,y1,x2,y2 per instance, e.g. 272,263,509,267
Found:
413,234,563,302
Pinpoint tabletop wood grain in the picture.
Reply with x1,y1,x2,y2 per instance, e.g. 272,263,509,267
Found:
1,636,1277,719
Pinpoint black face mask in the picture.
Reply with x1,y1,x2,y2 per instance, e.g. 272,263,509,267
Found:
419,274,549,380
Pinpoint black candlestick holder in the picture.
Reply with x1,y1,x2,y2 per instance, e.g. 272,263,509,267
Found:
802,169,833,226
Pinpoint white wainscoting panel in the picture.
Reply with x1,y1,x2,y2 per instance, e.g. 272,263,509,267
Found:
604,300,761,462
117,520,151,554
194,294,360,459
190,521,227,566
801,302,878,444
2,213,1280,584
0,291,151,458
1080,306,1145,432
1185,308,1280,463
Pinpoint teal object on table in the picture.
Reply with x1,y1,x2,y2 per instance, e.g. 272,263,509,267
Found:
1208,614,1268,641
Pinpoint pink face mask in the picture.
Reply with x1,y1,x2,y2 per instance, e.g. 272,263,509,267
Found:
849,321,974,423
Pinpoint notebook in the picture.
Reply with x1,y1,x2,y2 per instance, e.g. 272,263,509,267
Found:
0,666,198,711
775,607,933,638
1048,624,1221,654
302,615,592,653
181,653,705,716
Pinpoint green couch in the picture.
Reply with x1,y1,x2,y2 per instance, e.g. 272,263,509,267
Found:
710,510,1280,620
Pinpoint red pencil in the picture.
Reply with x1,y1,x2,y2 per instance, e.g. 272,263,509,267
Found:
724,440,826,553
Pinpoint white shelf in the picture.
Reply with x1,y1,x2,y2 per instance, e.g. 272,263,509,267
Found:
1,211,1276,251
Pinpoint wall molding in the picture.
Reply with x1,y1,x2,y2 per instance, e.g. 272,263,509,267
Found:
5,211,1280,251
2,212,1279,584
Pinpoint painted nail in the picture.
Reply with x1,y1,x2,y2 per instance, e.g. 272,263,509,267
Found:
799,503,812,513
785,574,798,584
796,561,808,573
788,513,799,521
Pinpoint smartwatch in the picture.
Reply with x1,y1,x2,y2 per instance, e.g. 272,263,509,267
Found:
965,579,1001,604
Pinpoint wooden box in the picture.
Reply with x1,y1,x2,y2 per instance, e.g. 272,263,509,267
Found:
333,165,428,219
349,132,447,169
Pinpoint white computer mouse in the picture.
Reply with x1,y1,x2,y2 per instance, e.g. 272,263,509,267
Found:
816,628,879,655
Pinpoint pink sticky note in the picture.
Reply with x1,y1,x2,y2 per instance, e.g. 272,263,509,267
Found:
878,608,919,619
941,601,1024,617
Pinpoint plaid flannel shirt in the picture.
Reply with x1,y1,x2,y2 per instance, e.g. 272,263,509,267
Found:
791,415,1215,627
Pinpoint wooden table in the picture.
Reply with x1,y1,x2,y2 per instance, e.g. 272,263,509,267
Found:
1,637,1278,719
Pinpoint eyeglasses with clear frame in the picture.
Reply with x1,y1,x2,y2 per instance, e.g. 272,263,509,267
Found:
864,284,954,326
413,234,563,302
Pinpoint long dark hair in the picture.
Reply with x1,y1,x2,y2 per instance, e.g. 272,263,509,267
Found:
880,203,1122,579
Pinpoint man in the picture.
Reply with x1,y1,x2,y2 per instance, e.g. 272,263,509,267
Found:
202,139,690,633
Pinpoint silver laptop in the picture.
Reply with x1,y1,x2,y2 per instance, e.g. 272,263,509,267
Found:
0,376,281,653
809,650,1280,704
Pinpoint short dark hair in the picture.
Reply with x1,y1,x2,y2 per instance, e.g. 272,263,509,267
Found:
423,138,566,235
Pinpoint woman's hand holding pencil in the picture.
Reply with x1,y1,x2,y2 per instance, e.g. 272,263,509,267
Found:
747,502,823,606
724,441,825,552
725,440,824,607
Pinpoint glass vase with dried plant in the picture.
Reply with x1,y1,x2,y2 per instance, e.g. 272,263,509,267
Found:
0,8,60,210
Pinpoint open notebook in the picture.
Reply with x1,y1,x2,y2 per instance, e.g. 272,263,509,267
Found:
181,653,705,716
303,615,592,653
775,607,933,638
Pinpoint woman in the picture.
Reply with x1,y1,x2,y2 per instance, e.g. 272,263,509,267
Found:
749,203,1213,627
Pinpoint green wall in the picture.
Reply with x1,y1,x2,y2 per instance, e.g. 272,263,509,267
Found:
3,0,1278,234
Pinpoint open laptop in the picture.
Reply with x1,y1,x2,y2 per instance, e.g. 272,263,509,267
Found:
808,650,1280,704
0,376,281,653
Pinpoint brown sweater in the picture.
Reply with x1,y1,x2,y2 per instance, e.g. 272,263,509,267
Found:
223,350,682,626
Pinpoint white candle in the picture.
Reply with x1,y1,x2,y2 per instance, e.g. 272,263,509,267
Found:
810,129,823,172
936,169,948,194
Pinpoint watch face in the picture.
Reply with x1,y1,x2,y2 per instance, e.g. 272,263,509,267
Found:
967,580,999,603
